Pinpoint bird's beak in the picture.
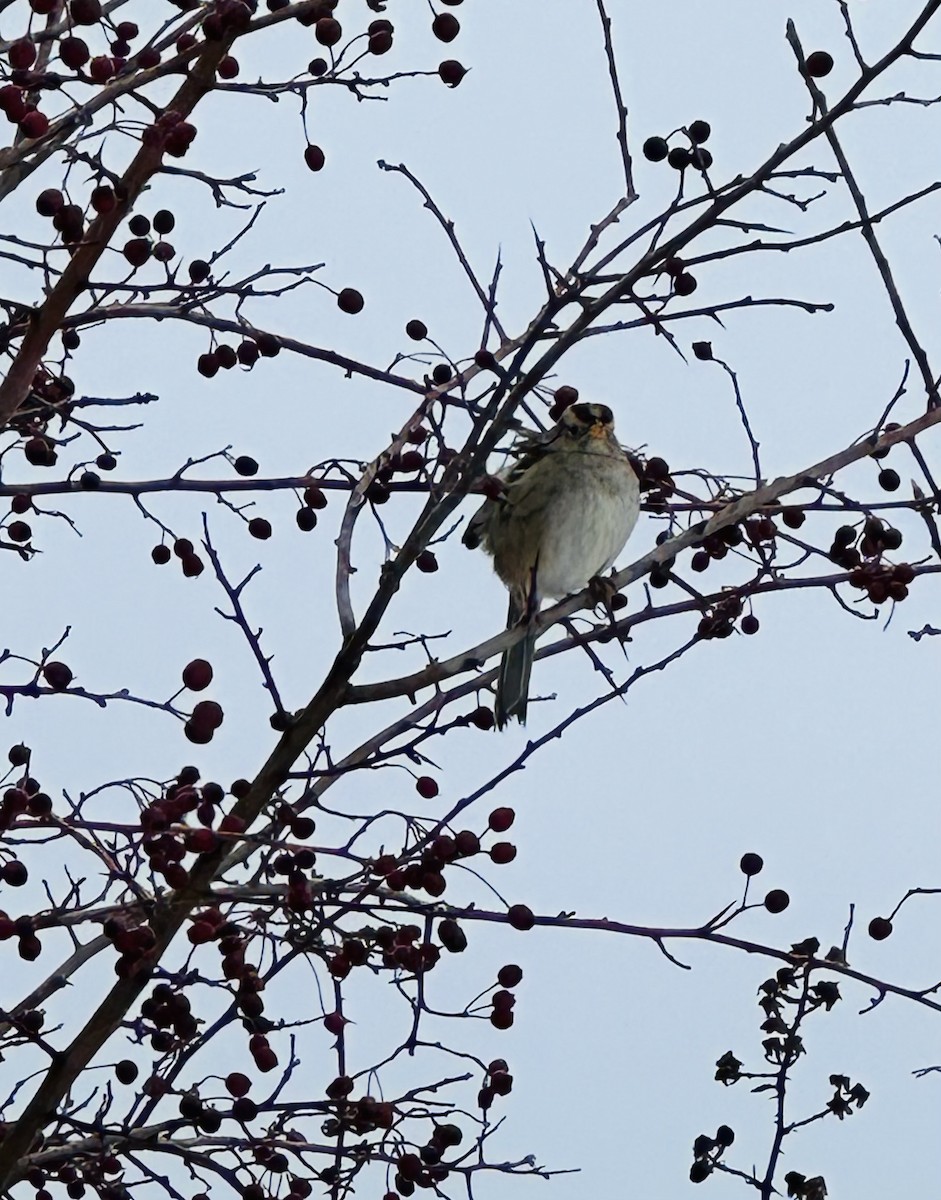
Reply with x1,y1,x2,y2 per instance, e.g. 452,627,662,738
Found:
589,422,606,438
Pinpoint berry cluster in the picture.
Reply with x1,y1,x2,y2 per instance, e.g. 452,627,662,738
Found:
643,119,713,172
151,536,206,578
477,1057,514,1111
196,331,281,376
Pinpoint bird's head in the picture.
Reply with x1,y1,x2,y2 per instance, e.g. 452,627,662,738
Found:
559,402,616,440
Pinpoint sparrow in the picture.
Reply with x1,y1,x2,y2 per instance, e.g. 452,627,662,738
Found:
463,402,640,727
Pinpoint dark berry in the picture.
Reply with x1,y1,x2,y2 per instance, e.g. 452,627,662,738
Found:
406,319,428,340
438,59,466,87
432,13,459,41
42,661,73,690
304,144,326,171
315,18,342,46
805,50,834,77
642,136,669,162
507,904,535,931
667,146,690,170
878,468,900,491
764,889,790,914
182,659,213,691
337,287,364,314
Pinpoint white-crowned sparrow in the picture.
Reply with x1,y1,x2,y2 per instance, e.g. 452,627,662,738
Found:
463,402,640,727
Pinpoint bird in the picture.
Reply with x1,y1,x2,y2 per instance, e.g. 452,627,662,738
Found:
463,401,641,727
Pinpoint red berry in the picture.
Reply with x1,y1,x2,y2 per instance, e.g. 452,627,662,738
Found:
255,332,281,357
454,829,479,856
507,904,535,931
24,437,56,466
69,0,102,24
868,917,893,941
217,56,239,79
42,661,73,690
19,110,49,139
438,59,467,87
123,238,151,267
191,700,224,731
59,37,90,69
323,1011,347,1035
488,806,514,832
490,842,516,865
186,828,218,854
182,659,213,691
248,517,272,540
88,55,115,83
90,185,116,213
739,853,763,876
315,17,342,46
0,86,27,122
415,550,438,573
415,776,439,799
165,122,196,157
304,144,326,171
2,860,28,886
497,963,523,987
35,188,64,217
152,544,171,564
225,1072,251,1097
9,39,37,71
368,29,392,54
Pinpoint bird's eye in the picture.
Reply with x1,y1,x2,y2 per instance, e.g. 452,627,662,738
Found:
569,403,594,425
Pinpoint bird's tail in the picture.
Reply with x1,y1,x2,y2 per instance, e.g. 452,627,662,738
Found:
495,595,535,728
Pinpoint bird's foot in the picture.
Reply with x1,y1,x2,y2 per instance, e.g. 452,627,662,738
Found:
588,573,625,615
